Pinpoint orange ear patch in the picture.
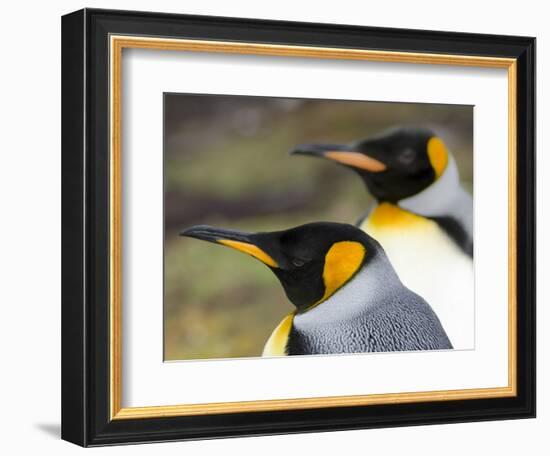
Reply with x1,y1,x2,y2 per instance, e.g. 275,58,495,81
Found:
318,241,366,304
427,137,449,178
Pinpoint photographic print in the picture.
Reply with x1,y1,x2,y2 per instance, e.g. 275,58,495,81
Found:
62,11,535,445
164,94,474,361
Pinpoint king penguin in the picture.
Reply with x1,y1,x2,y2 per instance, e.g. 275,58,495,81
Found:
291,127,473,349
181,222,452,356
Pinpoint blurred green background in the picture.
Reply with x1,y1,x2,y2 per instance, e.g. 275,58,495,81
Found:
164,94,473,361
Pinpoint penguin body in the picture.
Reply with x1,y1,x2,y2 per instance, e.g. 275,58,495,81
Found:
362,203,473,349
287,255,452,354
182,222,452,356
291,127,474,348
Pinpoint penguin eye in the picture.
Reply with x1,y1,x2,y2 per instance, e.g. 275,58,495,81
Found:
399,148,416,164
292,258,306,268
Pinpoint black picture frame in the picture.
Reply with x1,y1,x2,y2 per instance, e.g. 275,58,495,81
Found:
62,7,536,447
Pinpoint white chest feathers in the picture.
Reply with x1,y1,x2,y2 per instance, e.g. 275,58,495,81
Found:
362,204,474,349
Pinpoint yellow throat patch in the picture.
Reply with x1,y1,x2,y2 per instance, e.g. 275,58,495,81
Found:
262,313,294,356
364,202,428,231
362,204,439,257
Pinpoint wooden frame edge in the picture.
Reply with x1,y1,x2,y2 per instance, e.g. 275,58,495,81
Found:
112,386,516,420
108,35,519,420
110,36,123,419
507,61,518,396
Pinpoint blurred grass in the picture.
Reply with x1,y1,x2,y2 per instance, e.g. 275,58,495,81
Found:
164,95,473,361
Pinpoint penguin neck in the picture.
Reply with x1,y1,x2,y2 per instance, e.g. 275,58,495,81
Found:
362,155,473,256
358,155,471,231
293,252,401,329
397,155,471,229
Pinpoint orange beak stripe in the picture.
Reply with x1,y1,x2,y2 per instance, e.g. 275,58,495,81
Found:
324,151,387,172
218,239,278,268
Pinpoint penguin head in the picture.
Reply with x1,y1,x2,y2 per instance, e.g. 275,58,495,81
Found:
180,222,380,313
291,127,449,203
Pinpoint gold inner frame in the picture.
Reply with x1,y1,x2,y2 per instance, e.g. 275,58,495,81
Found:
109,35,518,420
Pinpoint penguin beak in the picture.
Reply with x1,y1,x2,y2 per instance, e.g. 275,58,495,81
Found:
180,225,279,268
291,143,387,172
